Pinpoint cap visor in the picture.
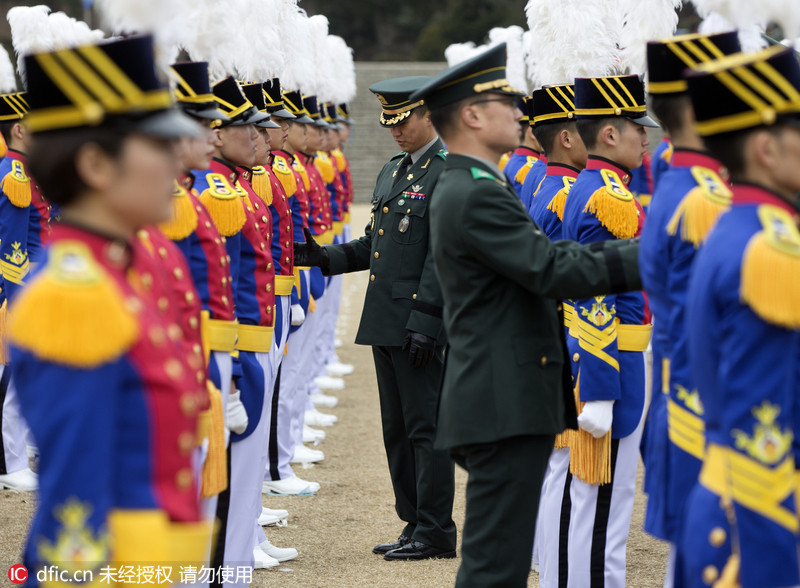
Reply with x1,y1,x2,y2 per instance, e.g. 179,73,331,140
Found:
629,113,660,128
293,114,314,124
132,109,204,138
269,107,296,119
184,104,231,122
256,118,281,129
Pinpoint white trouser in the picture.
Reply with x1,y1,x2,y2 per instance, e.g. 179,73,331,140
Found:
538,447,571,585
262,296,290,483
540,417,645,588
295,302,326,444
3,374,32,474
222,351,274,585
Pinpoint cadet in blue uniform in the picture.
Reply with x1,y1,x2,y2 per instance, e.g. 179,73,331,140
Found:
651,136,673,190
554,73,657,588
638,32,740,586
518,98,549,209
681,45,800,588
503,96,545,204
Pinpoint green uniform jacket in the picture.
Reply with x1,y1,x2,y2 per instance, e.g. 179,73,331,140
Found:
430,154,642,450
326,138,447,347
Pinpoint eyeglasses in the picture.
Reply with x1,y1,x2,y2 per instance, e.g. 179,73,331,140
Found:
469,97,518,108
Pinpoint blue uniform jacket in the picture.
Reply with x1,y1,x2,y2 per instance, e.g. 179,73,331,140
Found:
650,137,673,193
527,163,580,241
503,146,542,202
519,156,548,211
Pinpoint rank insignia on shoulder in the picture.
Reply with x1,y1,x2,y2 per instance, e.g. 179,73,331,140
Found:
206,173,237,200
8,240,139,367
435,149,447,160
583,170,638,239
600,169,633,201
471,167,503,185
1,159,32,208
690,167,731,202
666,167,731,247
740,204,800,328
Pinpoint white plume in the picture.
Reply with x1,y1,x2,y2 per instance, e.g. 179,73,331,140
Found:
526,0,622,86
7,5,53,83
95,0,193,74
326,35,356,104
521,29,538,89
754,0,800,40
0,45,16,93
278,6,316,92
46,11,104,50
307,13,331,99
488,26,528,93
693,1,766,52
234,0,284,81
182,0,240,81
620,0,681,75
444,42,485,66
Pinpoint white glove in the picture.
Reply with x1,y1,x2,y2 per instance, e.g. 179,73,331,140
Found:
226,390,249,434
577,400,614,438
290,303,306,326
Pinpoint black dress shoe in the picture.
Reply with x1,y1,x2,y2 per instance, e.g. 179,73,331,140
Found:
372,534,411,554
384,540,457,561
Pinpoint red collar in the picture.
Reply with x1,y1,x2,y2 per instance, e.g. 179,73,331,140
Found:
586,156,632,186
5,148,25,165
210,158,239,185
545,163,581,179
513,146,540,159
274,149,295,163
732,183,798,216
51,222,133,270
670,149,725,176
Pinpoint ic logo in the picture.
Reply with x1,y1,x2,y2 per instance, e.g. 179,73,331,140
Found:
8,565,28,584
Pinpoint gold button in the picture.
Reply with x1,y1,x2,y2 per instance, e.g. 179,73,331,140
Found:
158,247,168,259
540,356,548,366
702,566,719,585
180,394,196,416
254,222,260,230
221,257,227,267
556,303,562,311
173,268,183,280
196,206,203,212
407,208,411,214
176,468,194,489
379,229,384,236
260,243,266,250
412,294,417,300
262,216,268,222
157,297,169,312
286,225,291,232
370,275,376,282
573,353,580,362
709,528,726,547
185,291,195,303
374,252,379,259
165,359,183,380
168,324,182,341
196,371,205,383
205,221,212,228
222,277,227,286
222,296,229,305
215,238,221,245
382,206,389,213
189,317,199,329
149,326,165,345
266,284,272,292
254,202,259,209
614,107,622,115
227,256,231,262
141,273,153,289
285,241,290,247
126,297,143,314
192,343,202,355
267,262,273,270
178,431,195,454
267,305,272,314
221,237,227,244
285,256,290,263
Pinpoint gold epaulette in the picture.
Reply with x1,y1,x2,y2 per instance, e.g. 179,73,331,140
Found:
567,373,612,485
8,241,139,367
314,151,336,184
514,156,535,185
583,169,639,239
272,155,297,197
1,160,32,208
158,181,199,241
198,380,227,497
331,148,346,172
740,204,800,329
197,173,246,237
666,166,731,246
498,151,510,171
546,176,576,221
292,158,311,190
250,166,273,206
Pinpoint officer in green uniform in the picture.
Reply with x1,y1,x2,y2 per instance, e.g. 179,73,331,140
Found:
294,76,456,561
409,44,642,587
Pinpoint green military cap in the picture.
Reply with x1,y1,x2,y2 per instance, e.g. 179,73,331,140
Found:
409,43,524,110
369,76,431,128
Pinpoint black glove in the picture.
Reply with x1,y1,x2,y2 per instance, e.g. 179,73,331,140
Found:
402,330,436,368
294,227,329,271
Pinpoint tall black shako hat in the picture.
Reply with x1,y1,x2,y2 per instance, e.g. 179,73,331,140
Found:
410,43,524,109
531,84,577,127
263,78,295,120
282,90,314,124
647,31,741,96
302,95,330,129
240,82,280,129
169,61,230,122
0,92,28,122
369,76,430,128
212,76,267,128
686,44,800,136
24,34,200,137
574,74,659,127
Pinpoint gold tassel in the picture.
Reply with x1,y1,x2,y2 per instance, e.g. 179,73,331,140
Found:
499,151,510,171
200,381,228,498
251,167,273,206
553,430,572,450
0,300,7,365
308,295,317,313
1,162,32,208
740,229,800,329
8,242,139,367
314,152,336,184
547,188,569,221
567,373,613,485
292,160,311,190
157,186,198,241
331,148,346,172
666,185,730,247
0,133,7,159
272,156,298,196
198,188,246,237
515,160,534,185
583,188,639,239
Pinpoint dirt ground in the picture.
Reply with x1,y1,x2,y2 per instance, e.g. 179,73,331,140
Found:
0,203,669,587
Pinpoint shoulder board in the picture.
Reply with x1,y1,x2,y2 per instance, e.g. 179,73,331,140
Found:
250,166,273,206
1,160,32,208
740,204,800,329
198,174,246,237
391,152,405,161
582,169,638,239
471,167,503,183
272,157,297,197
498,151,510,171
157,181,199,241
436,149,447,160
563,176,576,192
8,240,139,367
514,159,535,185
546,178,575,221
666,168,731,246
